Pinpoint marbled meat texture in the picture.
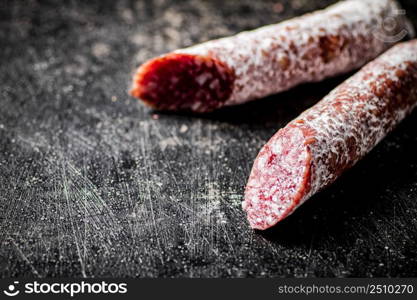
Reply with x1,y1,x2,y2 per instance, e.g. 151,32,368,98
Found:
130,0,411,112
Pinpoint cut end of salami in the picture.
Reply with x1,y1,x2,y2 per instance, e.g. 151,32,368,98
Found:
130,53,235,113
243,125,312,230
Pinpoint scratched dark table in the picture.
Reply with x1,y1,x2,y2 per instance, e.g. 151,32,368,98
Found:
1,0,417,278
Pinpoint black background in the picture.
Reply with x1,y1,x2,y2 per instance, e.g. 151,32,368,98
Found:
1,0,417,278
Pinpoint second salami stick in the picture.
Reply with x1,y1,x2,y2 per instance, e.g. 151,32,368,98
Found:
130,0,411,112
243,40,417,230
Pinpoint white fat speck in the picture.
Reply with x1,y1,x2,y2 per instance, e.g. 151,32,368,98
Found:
190,101,202,111
209,79,220,90
196,72,212,86
244,40,417,229
271,141,282,154
179,124,188,133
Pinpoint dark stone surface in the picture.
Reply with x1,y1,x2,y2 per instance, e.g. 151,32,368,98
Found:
1,0,417,278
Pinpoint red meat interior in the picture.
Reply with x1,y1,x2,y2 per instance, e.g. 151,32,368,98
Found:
130,53,235,112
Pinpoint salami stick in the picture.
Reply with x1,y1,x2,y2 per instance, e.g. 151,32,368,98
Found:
242,40,417,230
130,0,411,113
